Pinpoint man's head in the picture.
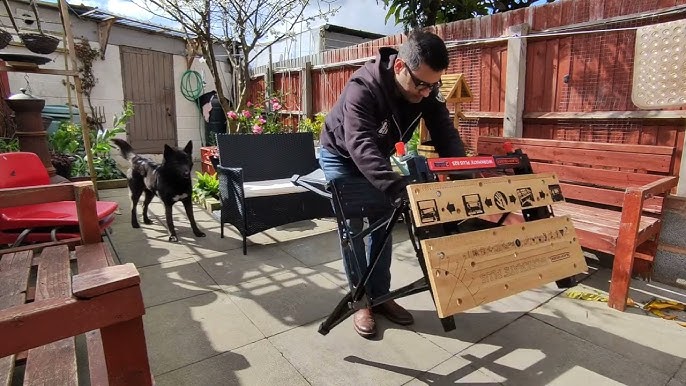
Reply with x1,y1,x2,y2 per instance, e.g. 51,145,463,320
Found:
393,30,449,103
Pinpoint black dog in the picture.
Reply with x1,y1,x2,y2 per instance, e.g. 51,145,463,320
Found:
112,138,206,242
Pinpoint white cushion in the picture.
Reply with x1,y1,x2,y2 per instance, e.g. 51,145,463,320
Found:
243,178,308,198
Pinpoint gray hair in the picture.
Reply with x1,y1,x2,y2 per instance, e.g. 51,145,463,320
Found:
398,30,449,72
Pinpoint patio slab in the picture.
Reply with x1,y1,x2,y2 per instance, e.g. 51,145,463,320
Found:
224,267,347,337
115,235,199,267
138,257,219,307
531,283,686,376
452,315,671,385
194,246,306,288
269,320,452,386
143,291,264,376
154,339,308,386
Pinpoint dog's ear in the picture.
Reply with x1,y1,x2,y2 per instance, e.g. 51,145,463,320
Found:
163,144,174,159
183,140,193,155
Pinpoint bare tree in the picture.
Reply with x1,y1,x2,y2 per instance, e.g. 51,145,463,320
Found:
136,0,337,132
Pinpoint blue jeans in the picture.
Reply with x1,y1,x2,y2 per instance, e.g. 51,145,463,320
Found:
319,148,392,300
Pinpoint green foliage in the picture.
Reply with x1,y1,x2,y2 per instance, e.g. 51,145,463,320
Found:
192,171,219,202
48,101,135,180
379,0,554,31
380,0,487,31
298,112,326,139
407,129,420,155
0,137,19,153
49,121,81,154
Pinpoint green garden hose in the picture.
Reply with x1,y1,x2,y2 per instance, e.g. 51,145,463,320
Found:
181,70,204,101
180,70,205,144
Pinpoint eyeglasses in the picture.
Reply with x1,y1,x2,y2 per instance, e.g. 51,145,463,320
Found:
404,63,442,92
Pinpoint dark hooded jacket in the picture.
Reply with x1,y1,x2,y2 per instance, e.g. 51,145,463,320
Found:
320,47,466,197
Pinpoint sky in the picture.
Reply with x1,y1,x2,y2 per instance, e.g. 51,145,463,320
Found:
74,0,550,38
75,0,405,36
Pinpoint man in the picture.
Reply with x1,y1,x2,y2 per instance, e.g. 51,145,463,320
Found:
319,30,467,339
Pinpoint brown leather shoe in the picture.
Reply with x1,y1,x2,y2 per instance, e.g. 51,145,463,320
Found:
373,300,414,326
352,308,376,338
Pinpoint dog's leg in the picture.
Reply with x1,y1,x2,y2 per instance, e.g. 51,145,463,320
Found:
130,187,143,228
142,189,155,225
164,204,179,242
182,197,206,238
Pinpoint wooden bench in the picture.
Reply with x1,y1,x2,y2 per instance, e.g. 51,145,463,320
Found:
477,136,679,311
0,181,153,385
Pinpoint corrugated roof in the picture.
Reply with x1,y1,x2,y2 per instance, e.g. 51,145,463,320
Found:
34,0,193,40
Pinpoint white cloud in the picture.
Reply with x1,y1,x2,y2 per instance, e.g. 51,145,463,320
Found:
105,0,157,21
278,0,402,40
326,0,403,36
88,0,402,39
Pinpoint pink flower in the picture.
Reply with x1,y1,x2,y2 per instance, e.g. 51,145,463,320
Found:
252,124,263,134
272,102,282,111
227,111,238,119
271,98,279,103
247,101,253,107
258,117,267,124
242,110,251,118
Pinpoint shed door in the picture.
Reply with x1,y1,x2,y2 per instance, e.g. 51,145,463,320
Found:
120,46,176,153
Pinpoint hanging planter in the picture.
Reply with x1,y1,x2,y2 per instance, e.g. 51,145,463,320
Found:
19,32,59,54
1,0,59,55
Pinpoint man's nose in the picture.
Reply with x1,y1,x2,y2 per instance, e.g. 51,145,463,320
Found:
419,88,432,97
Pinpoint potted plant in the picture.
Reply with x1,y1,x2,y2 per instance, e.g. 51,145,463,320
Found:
192,171,220,211
298,112,325,145
48,102,134,188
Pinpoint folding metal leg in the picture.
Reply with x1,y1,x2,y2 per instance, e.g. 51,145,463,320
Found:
318,176,457,335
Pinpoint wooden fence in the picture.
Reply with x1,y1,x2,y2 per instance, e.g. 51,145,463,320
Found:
248,0,686,177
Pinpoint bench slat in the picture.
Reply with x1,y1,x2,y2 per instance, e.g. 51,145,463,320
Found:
24,246,77,386
76,243,112,273
558,183,663,213
75,243,111,386
0,251,32,386
85,330,109,386
478,138,673,172
533,162,663,190
0,251,32,305
486,203,661,255
478,136,675,155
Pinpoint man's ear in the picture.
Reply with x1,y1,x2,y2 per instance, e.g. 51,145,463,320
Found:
393,58,404,75
183,140,193,155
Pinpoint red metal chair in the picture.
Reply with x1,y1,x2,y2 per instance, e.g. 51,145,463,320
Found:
0,152,119,248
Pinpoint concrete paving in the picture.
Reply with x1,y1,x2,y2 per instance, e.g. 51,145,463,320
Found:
98,187,686,386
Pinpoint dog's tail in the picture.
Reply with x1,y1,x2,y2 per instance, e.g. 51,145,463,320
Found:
111,138,136,161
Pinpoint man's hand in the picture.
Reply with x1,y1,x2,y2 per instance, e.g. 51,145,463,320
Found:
387,180,410,208
391,189,409,208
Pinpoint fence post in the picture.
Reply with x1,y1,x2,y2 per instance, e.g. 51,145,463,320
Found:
503,23,529,138
266,46,274,100
301,61,313,118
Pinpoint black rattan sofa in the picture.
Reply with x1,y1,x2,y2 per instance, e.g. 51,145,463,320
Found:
213,132,334,254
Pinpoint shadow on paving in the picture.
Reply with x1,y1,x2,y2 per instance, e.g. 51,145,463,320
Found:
342,306,681,385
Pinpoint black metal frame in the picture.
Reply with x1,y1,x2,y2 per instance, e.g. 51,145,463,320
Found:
297,150,576,336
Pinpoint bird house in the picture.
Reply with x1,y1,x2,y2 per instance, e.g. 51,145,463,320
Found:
418,73,473,144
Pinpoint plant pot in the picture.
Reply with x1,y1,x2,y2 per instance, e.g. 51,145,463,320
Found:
69,176,91,182
203,196,221,212
19,32,59,55
195,196,220,212
97,178,128,190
